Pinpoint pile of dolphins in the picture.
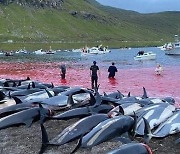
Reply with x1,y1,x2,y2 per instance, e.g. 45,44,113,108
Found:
0,77,179,154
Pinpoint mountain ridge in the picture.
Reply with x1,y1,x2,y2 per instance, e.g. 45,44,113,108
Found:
0,0,180,49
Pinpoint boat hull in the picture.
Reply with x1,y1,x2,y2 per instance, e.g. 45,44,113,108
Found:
134,52,156,60
164,48,180,55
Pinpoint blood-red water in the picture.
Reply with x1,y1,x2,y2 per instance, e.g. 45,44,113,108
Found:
0,62,179,107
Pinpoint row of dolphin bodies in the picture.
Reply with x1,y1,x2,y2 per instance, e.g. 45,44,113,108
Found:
0,77,180,154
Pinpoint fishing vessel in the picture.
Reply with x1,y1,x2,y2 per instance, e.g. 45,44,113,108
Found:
163,35,180,55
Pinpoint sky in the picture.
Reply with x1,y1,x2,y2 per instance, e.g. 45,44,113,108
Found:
96,0,180,13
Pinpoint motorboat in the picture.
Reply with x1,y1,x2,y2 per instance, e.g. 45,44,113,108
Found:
163,35,180,55
134,51,156,60
5,51,14,56
46,46,56,54
46,50,56,54
81,44,111,55
15,48,28,54
34,49,46,55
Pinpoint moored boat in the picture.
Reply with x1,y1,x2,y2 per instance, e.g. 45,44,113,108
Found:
134,51,156,60
164,35,180,55
34,49,46,55
81,44,111,55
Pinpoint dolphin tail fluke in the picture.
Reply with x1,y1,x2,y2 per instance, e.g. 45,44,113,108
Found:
39,124,49,154
143,117,152,144
70,136,82,154
142,87,148,99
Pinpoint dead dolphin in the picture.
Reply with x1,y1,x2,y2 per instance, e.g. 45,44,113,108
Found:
152,109,180,137
51,104,113,120
39,114,110,154
71,115,137,153
0,103,33,118
136,103,176,135
107,143,152,154
0,104,52,130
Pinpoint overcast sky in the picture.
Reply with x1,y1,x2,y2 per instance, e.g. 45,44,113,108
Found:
96,0,180,13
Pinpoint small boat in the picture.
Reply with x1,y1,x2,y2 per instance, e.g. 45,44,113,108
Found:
46,46,56,54
81,45,111,55
46,50,56,54
134,51,156,60
163,35,180,55
34,49,46,55
5,52,13,56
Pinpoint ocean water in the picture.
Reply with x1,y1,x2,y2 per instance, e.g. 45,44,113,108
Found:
0,47,180,107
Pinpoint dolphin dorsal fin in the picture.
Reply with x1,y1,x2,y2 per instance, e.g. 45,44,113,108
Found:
142,87,148,99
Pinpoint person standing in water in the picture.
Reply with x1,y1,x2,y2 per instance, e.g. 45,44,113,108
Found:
60,64,66,79
155,63,163,75
90,61,99,89
108,62,118,78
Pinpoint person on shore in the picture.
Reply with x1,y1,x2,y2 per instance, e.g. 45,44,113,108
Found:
90,61,99,90
60,64,66,79
108,62,118,78
155,63,163,75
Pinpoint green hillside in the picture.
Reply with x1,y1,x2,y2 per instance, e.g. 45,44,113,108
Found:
0,0,180,50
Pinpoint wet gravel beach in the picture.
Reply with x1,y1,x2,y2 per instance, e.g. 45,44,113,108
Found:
0,117,179,154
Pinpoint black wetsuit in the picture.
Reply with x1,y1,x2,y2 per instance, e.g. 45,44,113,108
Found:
90,64,99,89
108,65,117,78
60,65,66,79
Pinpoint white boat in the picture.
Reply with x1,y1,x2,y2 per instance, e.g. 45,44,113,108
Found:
163,35,180,55
81,45,111,55
16,48,28,54
34,49,46,55
134,51,156,60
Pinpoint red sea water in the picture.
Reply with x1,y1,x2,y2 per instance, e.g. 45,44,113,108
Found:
0,47,179,107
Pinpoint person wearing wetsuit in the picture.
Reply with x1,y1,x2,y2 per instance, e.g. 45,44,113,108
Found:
108,62,118,78
90,61,99,89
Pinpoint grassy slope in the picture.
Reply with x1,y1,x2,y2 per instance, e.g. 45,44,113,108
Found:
0,0,180,50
